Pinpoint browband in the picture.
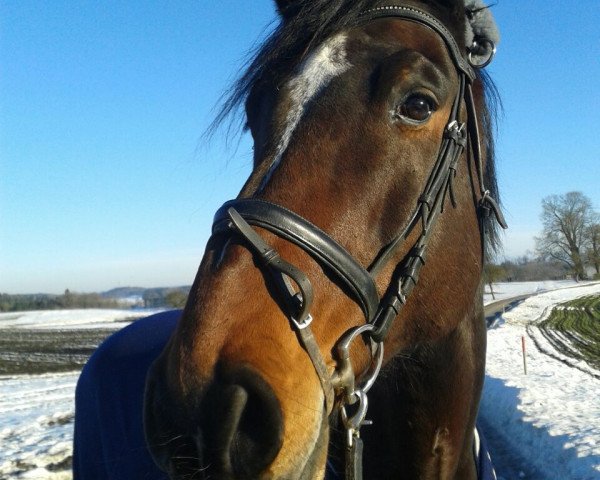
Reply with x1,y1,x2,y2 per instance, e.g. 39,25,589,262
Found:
357,5,476,81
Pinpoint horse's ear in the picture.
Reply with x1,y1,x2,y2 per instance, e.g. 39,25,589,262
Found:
430,0,500,64
464,0,500,63
274,0,301,20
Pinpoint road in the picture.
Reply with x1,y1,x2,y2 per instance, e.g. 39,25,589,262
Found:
484,294,532,327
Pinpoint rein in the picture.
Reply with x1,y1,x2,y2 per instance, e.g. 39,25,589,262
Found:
211,5,506,479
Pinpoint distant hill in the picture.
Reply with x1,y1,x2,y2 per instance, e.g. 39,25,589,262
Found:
101,286,190,299
102,286,191,308
101,287,147,299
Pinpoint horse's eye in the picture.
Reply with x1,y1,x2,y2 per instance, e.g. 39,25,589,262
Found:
396,94,436,123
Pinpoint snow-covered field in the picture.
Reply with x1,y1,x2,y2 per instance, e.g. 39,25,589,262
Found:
0,308,151,331
481,281,600,479
1,283,599,479
1,372,76,479
483,279,580,306
0,309,163,479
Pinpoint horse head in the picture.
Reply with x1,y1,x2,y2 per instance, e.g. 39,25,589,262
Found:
145,1,504,478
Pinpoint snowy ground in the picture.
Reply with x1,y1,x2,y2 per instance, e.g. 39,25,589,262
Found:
483,279,580,306
1,284,599,479
0,309,163,479
480,281,600,480
0,308,153,331
1,372,77,479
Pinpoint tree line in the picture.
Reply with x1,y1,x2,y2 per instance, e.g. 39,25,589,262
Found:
485,255,570,284
142,287,189,309
0,287,191,312
0,289,121,312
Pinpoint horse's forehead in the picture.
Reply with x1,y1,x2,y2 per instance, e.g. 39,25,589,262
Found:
279,21,452,132
285,19,451,101
256,33,351,192
256,21,452,193
285,32,351,124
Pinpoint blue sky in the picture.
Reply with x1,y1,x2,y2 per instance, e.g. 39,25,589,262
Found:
1,1,598,294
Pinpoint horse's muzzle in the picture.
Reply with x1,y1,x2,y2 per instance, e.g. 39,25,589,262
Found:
145,363,284,479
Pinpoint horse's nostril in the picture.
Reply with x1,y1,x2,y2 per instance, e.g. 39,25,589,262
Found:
203,367,284,477
146,363,283,478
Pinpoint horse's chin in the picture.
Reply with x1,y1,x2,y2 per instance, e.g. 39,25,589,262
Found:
212,418,330,480
275,408,330,480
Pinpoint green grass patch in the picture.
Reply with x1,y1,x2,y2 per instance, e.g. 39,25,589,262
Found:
538,295,600,371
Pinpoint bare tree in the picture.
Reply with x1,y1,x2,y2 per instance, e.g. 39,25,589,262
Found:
535,192,594,281
587,219,600,277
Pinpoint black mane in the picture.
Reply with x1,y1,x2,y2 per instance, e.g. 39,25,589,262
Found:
214,0,501,254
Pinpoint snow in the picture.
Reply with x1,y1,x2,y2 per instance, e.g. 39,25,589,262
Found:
0,308,163,330
0,309,165,479
481,281,600,479
2,285,600,479
483,279,581,305
0,372,77,478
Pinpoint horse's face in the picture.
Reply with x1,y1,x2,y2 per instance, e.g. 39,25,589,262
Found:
145,4,487,479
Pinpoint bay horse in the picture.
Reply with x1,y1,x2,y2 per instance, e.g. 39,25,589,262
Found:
144,0,506,478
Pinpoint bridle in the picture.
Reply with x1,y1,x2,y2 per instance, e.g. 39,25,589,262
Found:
210,5,507,479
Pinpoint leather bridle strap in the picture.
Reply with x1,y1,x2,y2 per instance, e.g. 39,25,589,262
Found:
368,73,467,341
355,5,507,342
212,200,382,413
356,5,476,81
213,199,380,322
368,74,466,277
222,207,336,412
465,83,507,228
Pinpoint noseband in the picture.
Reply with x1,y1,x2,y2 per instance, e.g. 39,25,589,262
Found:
211,5,506,479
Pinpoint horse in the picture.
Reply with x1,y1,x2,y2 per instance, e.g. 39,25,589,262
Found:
144,1,506,478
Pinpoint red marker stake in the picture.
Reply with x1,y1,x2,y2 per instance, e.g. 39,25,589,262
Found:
521,335,527,375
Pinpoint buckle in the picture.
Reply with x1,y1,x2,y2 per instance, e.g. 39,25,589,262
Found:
290,313,313,330
444,121,467,146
